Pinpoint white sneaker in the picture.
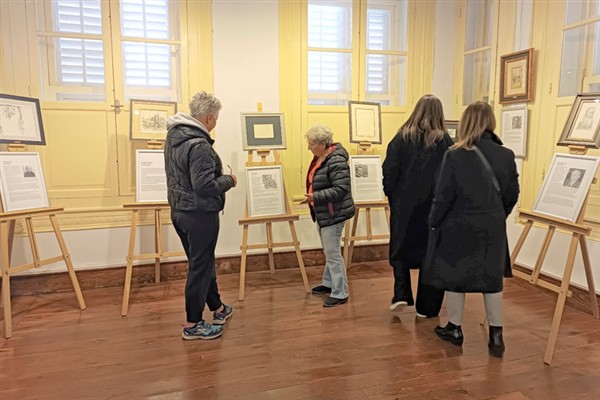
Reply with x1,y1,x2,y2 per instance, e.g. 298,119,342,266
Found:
416,312,427,318
390,301,408,311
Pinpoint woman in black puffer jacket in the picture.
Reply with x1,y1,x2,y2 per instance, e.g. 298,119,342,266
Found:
302,125,355,308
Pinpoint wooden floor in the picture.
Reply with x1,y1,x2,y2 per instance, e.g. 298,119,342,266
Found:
1,261,599,400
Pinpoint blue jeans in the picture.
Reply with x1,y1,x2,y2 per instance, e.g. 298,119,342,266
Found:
317,221,349,299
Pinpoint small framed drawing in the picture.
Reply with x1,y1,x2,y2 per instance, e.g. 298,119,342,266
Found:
241,113,286,150
348,101,382,144
349,155,385,203
130,99,177,141
135,149,167,203
499,48,535,105
445,120,459,142
0,93,46,145
533,153,600,222
0,152,49,212
245,165,286,217
500,106,528,158
557,93,600,149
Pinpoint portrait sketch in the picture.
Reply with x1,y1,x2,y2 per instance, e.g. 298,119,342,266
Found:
262,174,278,189
354,164,369,178
562,168,585,189
499,48,534,104
557,94,600,148
510,66,523,90
23,165,36,178
511,116,522,130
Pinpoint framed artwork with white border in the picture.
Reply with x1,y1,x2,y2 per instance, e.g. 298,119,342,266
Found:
557,93,600,149
499,48,535,105
241,113,286,150
0,93,46,145
349,155,385,202
135,149,167,203
0,152,49,212
348,101,382,144
533,153,600,222
245,165,286,217
129,99,177,141
500,106,528,158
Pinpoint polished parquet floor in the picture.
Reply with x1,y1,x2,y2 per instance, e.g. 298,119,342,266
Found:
1,261,600,400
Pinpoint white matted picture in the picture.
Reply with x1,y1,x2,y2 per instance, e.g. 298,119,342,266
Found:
130,99,177,141
533,153,600,222
501,106,528,158
348,101,382,144
349,155,385,202
245,165,286,217
135,149,167,203
241,113,286,150
445,120,459,142
557,94,600,148
0,152,49,212
0,93,46,145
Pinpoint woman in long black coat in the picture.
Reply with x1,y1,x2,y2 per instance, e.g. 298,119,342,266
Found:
423,101,519,357
382,94,454,316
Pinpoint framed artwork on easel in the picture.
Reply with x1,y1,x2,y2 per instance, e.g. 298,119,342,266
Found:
241,113,286,150
129,99,177,141
245,165,286,217
0,93,46,145
348,101,382,144
349,155,385,202
0,152,49,212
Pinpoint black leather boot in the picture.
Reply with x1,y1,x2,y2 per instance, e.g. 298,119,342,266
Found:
488,325,505,358
434,322,464,345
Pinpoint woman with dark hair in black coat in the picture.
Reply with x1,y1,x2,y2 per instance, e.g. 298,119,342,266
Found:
382,94,454,317
423,101,519,357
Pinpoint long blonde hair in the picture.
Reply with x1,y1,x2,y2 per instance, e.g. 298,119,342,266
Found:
454,101,496,150
398,94,446,147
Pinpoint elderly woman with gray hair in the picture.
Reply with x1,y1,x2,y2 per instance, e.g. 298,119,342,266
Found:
302,125,355,307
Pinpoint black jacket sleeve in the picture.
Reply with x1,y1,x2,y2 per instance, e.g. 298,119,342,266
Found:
502,153,520,217
429,151,455,228
382,134,403,198
189,142,234,197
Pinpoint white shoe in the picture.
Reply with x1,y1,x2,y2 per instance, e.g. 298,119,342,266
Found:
416,312,427,318
390,301,408,311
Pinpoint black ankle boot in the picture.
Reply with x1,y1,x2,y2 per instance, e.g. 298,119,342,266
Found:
434,322,464,346
488,325,505,358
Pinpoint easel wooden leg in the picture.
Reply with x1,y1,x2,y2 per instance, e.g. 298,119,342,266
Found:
511,220,533,266
121,210,138,316
266,222,275,274
347,208,360,267
239,224,249,301
25,218,41,268
154,209,161,283
289,221,310,294
49,215,86,310
366,208,372,240
530,226,555,284
579,235,599,319
1,220,13,338
544,233,579,365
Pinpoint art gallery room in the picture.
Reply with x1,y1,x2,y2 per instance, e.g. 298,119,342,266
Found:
1,0,600,398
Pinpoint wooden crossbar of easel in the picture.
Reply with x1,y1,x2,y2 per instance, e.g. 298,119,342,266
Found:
238,149,310,300
0,207,86,338
120,202,185,316
510,185,598,364
343,201,390,266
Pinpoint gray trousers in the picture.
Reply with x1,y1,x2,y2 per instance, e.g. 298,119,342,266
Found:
446,291,503,327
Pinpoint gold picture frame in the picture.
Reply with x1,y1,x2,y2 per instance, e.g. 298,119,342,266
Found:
499,48,535,105
129,99,177,141
557,93,600,149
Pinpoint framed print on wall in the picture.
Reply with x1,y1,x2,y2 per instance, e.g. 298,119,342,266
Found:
445,120,459,142
129,99,177,141
533,153,600,222
245,165,286,217
499,48,535,105
241,113,286,150
0,93,46,145
0,152,49,212
348,101,382,144
500,106,528,158
557,93,600,149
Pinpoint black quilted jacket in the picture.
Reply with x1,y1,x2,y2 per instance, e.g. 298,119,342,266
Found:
164,113,234,213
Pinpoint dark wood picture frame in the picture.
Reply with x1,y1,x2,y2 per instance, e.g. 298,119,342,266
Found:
499,48,535,105
0,93,46,145
348,101,382,144
557,93,600,149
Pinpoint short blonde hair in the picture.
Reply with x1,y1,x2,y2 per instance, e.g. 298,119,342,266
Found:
454,101,496,150
305,124,334,147
189,91,222,119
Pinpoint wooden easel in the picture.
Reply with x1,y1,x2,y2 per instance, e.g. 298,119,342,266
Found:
0,204,86,338
120,202,184,316
511,146,598,365
343,141,390,266
238,149,310,300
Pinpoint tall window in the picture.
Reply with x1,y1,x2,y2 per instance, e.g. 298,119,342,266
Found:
462,0,493,105
559,0,600,96
35,0,181,102
307,0,408,106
